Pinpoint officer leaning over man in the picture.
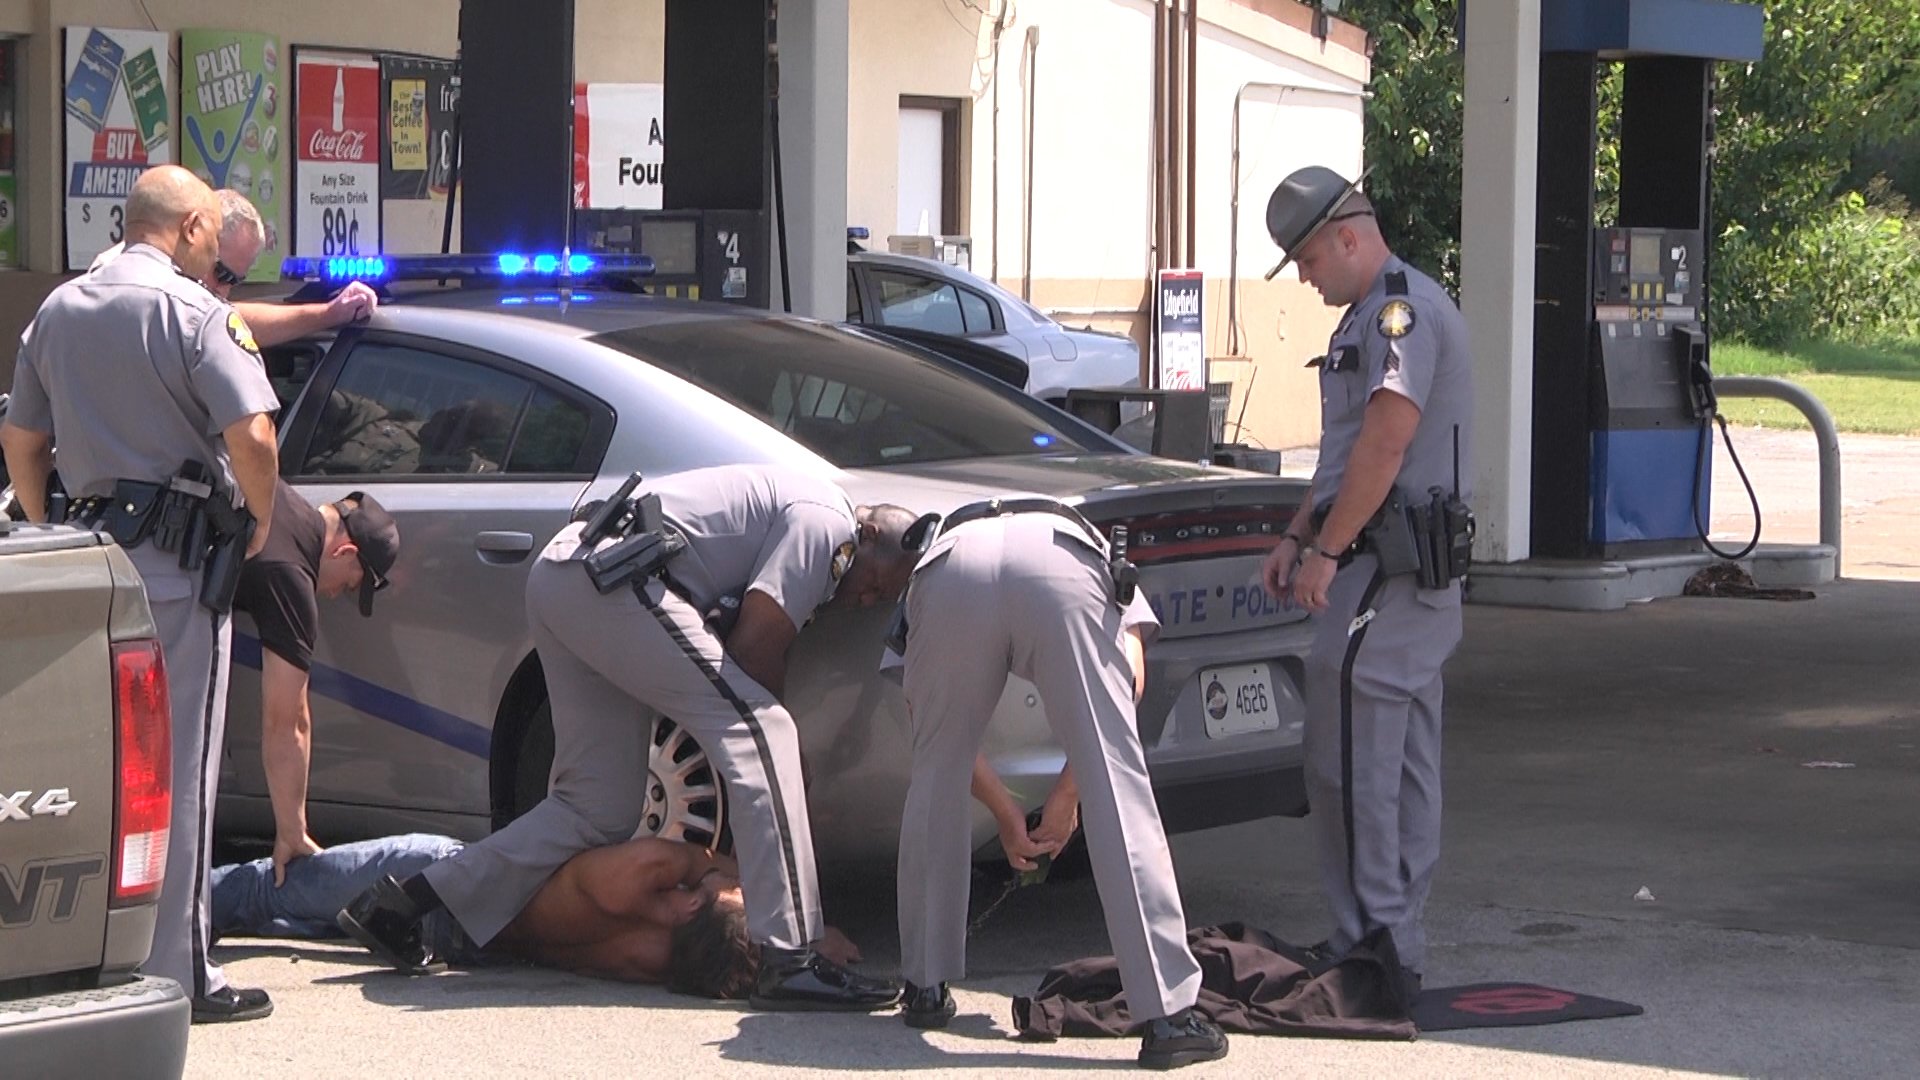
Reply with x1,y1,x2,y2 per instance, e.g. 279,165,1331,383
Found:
91,187,379,344
0,165,284,1023
231,478,400,885
338,463,923,1012
1257,166,1476,999
882,499,1229,1069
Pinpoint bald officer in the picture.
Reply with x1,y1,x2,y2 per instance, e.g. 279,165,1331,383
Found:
340,465,921,1012
886,499,1228,1070
2,165,283,1023
1258,167,1474,997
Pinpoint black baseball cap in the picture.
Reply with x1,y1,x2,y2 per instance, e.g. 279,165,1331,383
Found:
336,492,400,617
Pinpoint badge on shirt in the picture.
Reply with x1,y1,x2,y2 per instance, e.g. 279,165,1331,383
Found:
1377,300,1416,339
831,540,857,582
227,311,260,356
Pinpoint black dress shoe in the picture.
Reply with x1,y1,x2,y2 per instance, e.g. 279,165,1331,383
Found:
749,946,901,1012
191,985,274,1024
336,875,438,975
900,981,956,1029
1137,1008,1228,1070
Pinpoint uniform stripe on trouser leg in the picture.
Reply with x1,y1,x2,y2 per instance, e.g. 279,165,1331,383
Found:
641,598,810,945
1339,567,1389,933
190,609,224,999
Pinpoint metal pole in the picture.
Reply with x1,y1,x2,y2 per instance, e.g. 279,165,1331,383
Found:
1712,376,1844,572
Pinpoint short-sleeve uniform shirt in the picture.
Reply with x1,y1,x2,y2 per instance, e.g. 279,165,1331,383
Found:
1309,255,1475,514
542,464,856,630
8,243,279,499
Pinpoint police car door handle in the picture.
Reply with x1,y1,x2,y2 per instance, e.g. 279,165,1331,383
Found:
475,531,535,561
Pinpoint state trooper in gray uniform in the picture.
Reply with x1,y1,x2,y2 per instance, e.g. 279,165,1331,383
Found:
1258,166,1475,997
883,499,1229,1070
338,464,920,1011
1,166,283,1023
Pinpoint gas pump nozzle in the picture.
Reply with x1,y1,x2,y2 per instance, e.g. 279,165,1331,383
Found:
1677,325,1715,419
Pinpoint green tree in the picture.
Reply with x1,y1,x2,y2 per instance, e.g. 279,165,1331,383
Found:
1336,0,1920,342
1339,0,1464,292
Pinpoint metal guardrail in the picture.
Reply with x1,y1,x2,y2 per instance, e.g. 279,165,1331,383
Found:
1714,375,1842,573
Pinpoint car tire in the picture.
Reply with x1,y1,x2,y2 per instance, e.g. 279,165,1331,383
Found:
503,696,731,852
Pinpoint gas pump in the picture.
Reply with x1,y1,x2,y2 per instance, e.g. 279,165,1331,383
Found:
1529,3,1765,563
573,208,769,306
1587,226,1713,554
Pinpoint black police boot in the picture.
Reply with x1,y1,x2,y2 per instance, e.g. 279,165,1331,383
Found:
191,985,274,1024
749,946,901,1012
900,981,956,1029
336,875,439,975
1137,1008,1228,1070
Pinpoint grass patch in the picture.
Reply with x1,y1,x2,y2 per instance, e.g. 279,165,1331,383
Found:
1712,338,1920,435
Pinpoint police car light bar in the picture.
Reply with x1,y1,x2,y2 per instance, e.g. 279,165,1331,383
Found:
280,251,655,285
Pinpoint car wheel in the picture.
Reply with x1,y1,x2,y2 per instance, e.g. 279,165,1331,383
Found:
506,697,730,851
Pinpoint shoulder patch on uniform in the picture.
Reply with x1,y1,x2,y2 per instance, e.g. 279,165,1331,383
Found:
1377,299,1416,339
227,311,260,355
831,540,857,582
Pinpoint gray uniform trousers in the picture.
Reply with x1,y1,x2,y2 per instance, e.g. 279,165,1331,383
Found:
423,557,822,949
898,516,1202,1020
131,546,233,1000
1303,552,1462,974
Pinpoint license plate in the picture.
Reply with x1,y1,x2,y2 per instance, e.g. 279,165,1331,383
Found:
1200,664,1281,739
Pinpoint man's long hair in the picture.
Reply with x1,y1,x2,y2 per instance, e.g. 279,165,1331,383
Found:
667,894,759,999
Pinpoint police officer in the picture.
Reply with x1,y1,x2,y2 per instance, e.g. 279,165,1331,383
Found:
338,464,920,1011
1258,166,1474,997
886,500,1229,1069
231,479,400,886
91,188,378,343
1,166,284,1022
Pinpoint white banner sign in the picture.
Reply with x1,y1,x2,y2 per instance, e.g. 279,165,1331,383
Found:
63,27,174,270
294,50,381,258
572,82,664,210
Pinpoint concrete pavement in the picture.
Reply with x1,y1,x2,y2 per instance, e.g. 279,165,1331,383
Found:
187,428,1920,1078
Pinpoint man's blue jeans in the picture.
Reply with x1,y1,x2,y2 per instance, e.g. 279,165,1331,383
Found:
211,834,476,960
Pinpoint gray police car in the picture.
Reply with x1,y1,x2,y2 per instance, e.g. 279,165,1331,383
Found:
217,254,1311,862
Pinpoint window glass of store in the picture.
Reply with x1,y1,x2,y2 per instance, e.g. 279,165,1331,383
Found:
0,38,19,269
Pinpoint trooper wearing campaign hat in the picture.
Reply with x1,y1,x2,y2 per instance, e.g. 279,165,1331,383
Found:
1258,165,1475,999
232,480,400,890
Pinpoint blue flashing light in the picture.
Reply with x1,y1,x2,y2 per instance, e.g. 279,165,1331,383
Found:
499,296,529,305
283,252,654,285
1032,434,1056,448
321,256,388,281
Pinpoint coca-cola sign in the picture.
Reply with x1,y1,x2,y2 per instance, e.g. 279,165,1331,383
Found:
307,127,370,162
294,53,379,164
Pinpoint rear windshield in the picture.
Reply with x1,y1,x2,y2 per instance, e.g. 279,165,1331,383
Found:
593,320,1102,468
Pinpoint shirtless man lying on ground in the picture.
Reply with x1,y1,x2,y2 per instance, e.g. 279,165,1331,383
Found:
212,833,859,999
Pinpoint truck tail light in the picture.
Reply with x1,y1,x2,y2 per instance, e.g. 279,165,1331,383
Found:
111,639,171,907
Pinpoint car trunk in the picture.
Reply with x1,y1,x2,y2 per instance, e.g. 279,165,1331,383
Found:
848,453,1310,640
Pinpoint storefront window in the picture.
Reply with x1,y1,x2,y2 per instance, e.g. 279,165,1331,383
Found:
0,38,18,268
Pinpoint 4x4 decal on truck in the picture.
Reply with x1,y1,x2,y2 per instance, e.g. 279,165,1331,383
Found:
0,856,105,926
0,788,79,822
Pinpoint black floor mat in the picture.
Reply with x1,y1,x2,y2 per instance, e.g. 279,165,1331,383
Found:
1411,982,1644,1031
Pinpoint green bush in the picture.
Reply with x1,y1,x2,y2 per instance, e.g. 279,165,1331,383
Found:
1715,187,1920,347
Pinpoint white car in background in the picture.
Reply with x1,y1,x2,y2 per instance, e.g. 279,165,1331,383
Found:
847,251,1142,407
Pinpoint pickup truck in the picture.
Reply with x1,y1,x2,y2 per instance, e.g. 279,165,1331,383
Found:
0,515,189,1077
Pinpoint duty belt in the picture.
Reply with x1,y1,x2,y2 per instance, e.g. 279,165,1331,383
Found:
936,496,1104,549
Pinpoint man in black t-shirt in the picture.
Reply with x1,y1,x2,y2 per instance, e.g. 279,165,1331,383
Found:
234,479,400,885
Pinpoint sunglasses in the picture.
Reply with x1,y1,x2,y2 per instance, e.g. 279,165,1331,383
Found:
212,260,245,288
